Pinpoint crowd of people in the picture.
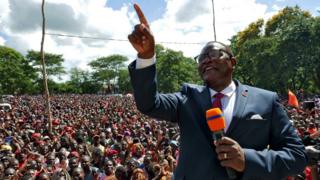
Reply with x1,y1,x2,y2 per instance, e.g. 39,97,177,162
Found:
285,95,320,179
0,94,319,179
0,95,179,179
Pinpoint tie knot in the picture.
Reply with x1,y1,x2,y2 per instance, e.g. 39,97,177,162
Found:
214,92,224,99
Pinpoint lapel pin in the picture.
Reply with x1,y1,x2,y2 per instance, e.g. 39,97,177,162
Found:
242,90,248,97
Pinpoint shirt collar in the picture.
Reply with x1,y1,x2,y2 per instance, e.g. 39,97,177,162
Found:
209,81,236,98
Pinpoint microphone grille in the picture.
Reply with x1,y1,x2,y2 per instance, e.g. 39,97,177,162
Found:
206,108,226,132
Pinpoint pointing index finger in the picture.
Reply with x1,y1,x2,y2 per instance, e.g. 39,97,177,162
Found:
134,3,149,28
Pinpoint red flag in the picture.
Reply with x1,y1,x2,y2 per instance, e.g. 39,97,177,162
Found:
288,90,299,108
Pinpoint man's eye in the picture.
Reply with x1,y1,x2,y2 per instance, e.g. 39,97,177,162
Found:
200,54,206,59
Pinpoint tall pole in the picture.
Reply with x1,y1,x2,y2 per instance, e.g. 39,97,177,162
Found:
211,0,217,41
40,0,53,134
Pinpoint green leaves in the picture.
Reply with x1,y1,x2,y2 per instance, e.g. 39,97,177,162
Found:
0,46,36,94
88,54,128,93
232,6,320,94
26,50,66,78
156,44,201,93
265,6,311,36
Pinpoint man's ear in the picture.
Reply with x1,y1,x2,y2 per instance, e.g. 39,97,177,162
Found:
231,58,237,69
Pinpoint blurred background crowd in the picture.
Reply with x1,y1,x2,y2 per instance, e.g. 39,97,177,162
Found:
0,94,319,180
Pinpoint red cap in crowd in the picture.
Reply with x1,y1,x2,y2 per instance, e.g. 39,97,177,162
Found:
70,151,80,158
64,126,73,132
53,119,60,125
32,133,41,139
105,148,118,156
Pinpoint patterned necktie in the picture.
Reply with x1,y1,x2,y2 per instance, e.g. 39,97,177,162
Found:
212,92,224,110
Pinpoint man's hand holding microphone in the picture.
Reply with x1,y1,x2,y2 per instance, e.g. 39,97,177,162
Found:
207,108,245,178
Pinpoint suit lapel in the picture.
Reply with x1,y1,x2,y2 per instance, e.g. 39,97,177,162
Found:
191,86,213,142
226,80,248,136
198,86,212,115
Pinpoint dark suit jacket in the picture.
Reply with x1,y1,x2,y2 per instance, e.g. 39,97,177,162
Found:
128,62,307,180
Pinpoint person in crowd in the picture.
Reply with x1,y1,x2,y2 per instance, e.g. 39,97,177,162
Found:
3,167,15,179
103,159,117,180
115,165,128,180
72,167,85,180
37,172,50,180
68,157,80,176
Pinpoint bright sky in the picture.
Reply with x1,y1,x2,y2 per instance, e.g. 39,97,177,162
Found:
0,0,319,80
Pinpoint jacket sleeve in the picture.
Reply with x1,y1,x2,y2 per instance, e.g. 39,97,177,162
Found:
128,61,181,122
241,93,307,179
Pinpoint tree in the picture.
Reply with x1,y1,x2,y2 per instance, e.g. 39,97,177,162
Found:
156,44,201,93
118,69,132,93
233,36,279,89
265,6,311,36
26,50,66,79
25,50,66,94
236,19,264,49
231,6,320,94
0,46,36,94
276,14,314,92
310,16,320,91
65,67,101,94
231,19,265,85
89,55,127,93
68,67,85,93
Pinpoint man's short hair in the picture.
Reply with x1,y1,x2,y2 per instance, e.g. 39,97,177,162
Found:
204,41,234,57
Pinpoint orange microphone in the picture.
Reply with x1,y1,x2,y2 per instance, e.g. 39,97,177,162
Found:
206,108,226,140
206,108,237,179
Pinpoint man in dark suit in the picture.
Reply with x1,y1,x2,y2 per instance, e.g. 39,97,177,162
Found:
127,4,307,180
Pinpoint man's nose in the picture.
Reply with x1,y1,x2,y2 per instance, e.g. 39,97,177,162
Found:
201,56,216,65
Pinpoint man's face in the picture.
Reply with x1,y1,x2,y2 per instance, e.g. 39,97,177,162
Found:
60,138,69,147
4,168,15,178
143,155,152,166
135,146,143,157
55,170,67,180
126,160,136,172
197,42,236,90
10,159,19,169
35,158,43,170
93,137,100,145
38,173,50,180
40,145,49,154
47,155,55,166
25,169,36,177
3,158,10,167
72,168,84,180
81,156,91,169
69,158,79,170
70,141,78,149
104,160,114,175
106,131,112,138
121,142,128,149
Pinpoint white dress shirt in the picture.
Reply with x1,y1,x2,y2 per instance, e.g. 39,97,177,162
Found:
136,56,156,69
136,56,237,132
209,82,236,132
